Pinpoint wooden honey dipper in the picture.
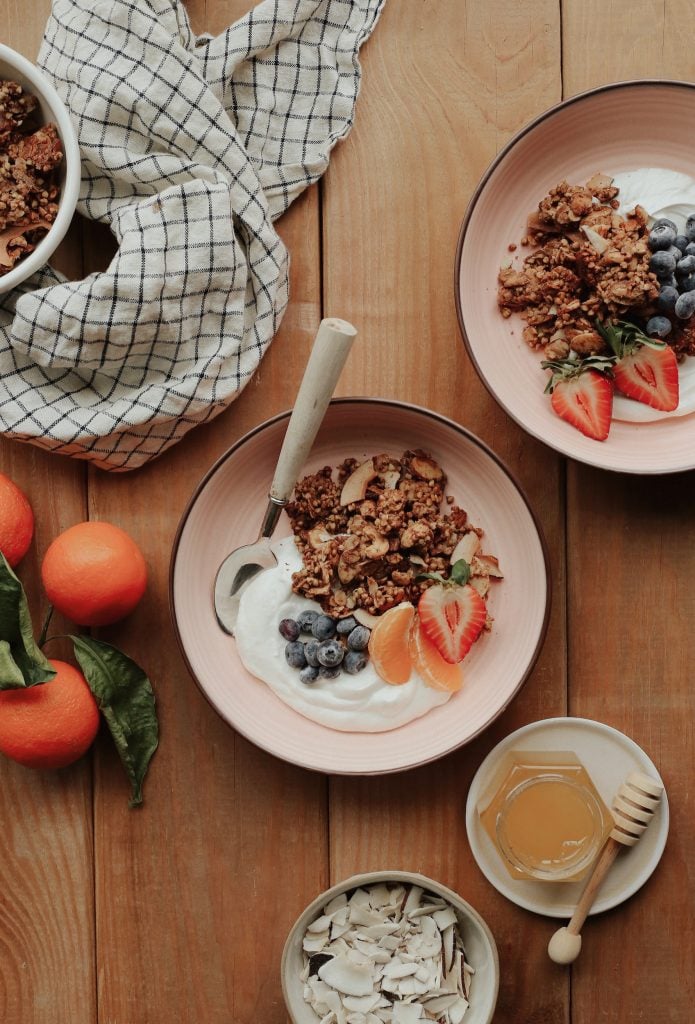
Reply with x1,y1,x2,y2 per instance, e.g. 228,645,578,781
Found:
547,770,664,964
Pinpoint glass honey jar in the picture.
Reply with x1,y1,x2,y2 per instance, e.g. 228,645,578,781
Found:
478,750,613,882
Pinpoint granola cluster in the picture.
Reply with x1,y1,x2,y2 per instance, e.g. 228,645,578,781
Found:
0,80,62,276
496,173,692,356
286,450,485,618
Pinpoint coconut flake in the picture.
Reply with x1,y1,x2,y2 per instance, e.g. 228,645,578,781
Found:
319,955,375,997
302,883,474,1022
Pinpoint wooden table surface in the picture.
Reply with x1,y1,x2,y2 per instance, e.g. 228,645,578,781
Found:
2,1,694,1021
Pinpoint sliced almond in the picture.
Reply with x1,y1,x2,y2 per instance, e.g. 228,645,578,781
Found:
410,454,443,481
469,576,490,598
340,459,377,505
353,608,382,629
580,224,609,254
473,553,503,579
450,532,479,565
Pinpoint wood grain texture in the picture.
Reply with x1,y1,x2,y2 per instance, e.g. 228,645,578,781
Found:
564,1,695,1020
323,2,568,1021
1,0,694,1022
0,4,95,1023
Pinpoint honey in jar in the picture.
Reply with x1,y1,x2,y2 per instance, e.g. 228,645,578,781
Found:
478,751,612,882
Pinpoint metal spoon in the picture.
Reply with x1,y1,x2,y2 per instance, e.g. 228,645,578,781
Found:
214,317,358,634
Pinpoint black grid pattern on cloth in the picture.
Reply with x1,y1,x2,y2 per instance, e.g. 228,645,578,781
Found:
0,0,385,470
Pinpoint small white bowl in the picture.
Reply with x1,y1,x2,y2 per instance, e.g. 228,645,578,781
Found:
0,42,80,293
281,870,499,1024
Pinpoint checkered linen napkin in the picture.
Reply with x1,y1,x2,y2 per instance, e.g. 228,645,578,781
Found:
0,0,384,470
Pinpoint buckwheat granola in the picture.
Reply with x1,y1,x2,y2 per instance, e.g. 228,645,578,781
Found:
0,79,62,275
286,450,499,620
496,173,691,355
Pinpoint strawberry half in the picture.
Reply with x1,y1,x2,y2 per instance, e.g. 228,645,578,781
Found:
541,356,615,442
598,319,679,412
417,572,487,665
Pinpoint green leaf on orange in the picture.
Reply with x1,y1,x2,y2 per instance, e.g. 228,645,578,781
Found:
71,635,158,808
0,552,55,689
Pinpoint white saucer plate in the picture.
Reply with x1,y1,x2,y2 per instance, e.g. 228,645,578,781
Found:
465,717,669,918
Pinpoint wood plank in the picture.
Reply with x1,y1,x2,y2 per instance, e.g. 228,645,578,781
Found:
563,2,695,1020
87,3,327,1021
0,4,94,1023
323,2,568,1021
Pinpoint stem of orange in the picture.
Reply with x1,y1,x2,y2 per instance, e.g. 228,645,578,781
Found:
38,604,54,648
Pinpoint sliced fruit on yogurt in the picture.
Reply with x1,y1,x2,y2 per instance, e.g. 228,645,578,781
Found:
598,319,679,412
368,602,415,685
409,621,463,693
417,562,487,665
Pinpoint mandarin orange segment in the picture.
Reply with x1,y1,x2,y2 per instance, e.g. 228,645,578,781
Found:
410,620,464,693
368,602,415,685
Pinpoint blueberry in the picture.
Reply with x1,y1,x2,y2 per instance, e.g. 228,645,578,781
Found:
650,250,677,276
304,640,321,667
344,649,369,674
312,614,337,641
319,665,341,680
646,316,672,338
649,223,677,251
680,274,695,293
285,641,307,669
278,618,300,641
658,286,679,314
297,610,319,634
677,255,695,278
686,242,695,257
347,625,371,651
675,290,695,319
653,217,678,232
659,274,678,290
299,665,320,685
685,214,695,241
674,234,689,254
336,615,359,636
316,639,344,667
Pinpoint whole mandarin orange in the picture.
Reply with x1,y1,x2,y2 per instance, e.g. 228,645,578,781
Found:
0,471,34,568
42,521,147,626
0,659,100,769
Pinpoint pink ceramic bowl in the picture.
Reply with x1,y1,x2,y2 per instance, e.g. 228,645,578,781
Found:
170,399,550,774
456,80,695,474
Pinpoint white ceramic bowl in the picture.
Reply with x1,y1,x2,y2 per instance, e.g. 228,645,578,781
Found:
281,870,499,1024
0,42,80,293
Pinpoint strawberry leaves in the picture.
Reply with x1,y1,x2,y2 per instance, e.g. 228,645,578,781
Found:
416,558,471,587
540,356,615,441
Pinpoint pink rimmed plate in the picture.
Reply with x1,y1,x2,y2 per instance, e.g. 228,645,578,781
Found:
170,399,550,774
456,80,695,474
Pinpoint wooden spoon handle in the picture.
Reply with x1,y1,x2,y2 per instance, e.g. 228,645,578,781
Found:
566,837,621,936
270,317,358,504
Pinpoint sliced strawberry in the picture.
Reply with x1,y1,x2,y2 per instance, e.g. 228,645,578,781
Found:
598,319,679,412
541,356,614,442
417,583,487,664
612,344,678,411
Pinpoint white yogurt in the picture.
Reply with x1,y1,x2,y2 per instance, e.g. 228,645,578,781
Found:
234,536,450,732
611,168,695,423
